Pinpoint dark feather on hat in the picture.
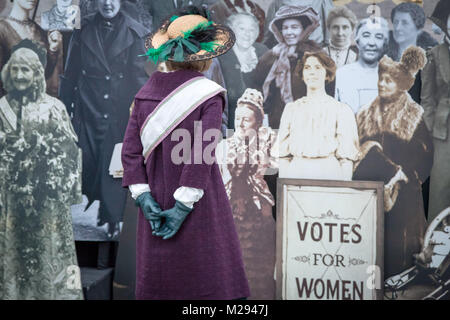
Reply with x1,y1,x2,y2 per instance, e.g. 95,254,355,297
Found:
187,24,217,45
160,5,211,32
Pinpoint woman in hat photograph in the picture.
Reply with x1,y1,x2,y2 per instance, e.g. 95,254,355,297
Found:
354,46,433,278
251,5,323,131
121,5,250,299
421,0,450,223
215,88,277,300
249,5,324,220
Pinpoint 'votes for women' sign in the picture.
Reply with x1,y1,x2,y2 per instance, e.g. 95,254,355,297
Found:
276,179,384,300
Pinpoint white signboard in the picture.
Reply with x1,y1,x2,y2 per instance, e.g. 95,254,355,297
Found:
276,179,384,300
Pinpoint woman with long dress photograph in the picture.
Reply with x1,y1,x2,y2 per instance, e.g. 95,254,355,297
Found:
216,88,277,299
354,46,433,278
0,41,83,299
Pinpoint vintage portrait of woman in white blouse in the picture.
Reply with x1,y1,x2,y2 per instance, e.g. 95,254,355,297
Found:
272,51,360,181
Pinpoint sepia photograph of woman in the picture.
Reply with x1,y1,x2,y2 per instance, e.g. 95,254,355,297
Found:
216,88,277,300
354,46,433,278
272,50,359,180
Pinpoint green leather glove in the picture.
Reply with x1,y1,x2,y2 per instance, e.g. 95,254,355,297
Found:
153,200,192,240
135,192,162,232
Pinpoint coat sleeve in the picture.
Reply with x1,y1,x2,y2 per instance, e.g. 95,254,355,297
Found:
403,120,434,184
178,94,225,190
248,50,277,114
128,36,150,90
421,49,437,132
335,103,360,162
58,29,81,116
121,98,148,187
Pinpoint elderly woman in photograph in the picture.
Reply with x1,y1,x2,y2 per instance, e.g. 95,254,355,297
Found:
0,41,82,299
216,88,277,300
209,0,266,43
323,6,358,68
251,5,323,130
219,12,268,129
354,47,433,278
388,2,438,62
272,51,359,180
0,0,63,97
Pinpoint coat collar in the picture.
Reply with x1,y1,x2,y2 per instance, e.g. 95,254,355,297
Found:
81,12,149,72
135,70,205,101
107,12,148,58
357,93,423,142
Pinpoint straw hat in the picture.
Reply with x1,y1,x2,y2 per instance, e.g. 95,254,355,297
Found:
143,6,235,63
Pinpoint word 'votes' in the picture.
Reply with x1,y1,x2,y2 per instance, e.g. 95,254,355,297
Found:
297,222,362,244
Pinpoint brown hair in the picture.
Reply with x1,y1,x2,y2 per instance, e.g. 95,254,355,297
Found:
165,59,212,73
295,51,337,83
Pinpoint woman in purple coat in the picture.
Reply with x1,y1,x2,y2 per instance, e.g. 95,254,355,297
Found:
121,6,250,299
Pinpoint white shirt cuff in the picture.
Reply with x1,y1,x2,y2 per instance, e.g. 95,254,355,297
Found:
173,186,204,209
129,184,151,200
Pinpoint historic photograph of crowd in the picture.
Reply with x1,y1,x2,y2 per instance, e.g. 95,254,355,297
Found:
0,0,449,300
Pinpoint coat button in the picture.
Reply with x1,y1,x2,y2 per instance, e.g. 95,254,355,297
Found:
82,69,86,75
105,75,111,80
103,114,109,119
118,73,124,79
104,94,109,99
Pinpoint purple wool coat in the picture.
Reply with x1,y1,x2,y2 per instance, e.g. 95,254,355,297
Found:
121,69,250,300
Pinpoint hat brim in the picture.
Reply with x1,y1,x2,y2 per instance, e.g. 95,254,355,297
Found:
144,24,236,62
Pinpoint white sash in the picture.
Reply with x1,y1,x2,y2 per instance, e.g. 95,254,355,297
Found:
0,97,17,132
140,76,225,163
